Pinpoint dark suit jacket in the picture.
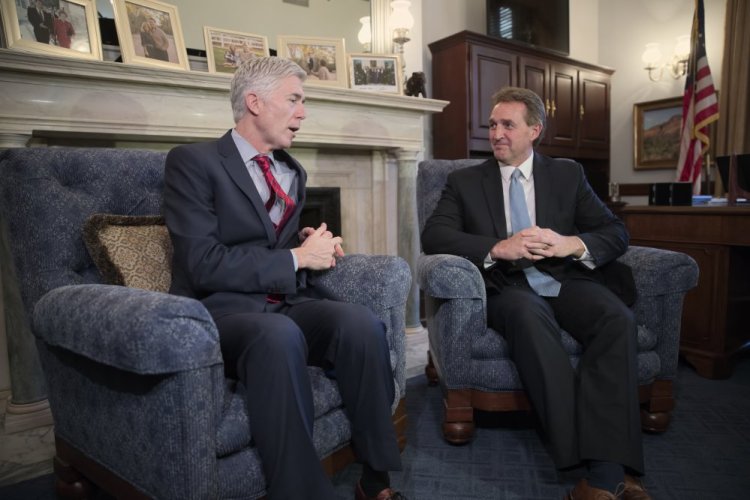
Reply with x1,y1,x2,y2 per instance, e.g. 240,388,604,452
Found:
163,130,320,319
421,155,635,304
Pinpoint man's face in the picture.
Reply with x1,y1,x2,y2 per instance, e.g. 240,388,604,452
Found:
488,101,541,166
253,75,306,152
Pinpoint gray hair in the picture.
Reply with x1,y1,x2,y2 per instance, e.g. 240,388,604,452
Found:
230,56,307,123
491,86,546,146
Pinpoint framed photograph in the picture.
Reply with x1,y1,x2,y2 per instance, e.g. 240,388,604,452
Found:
112,0,189,71
633,96,683,170
0,0,102,60
203,26,269,76
276,35,347,88
348,53,403,94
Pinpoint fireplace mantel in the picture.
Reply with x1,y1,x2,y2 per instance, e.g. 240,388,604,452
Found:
0,49,446,149
0,48,446,433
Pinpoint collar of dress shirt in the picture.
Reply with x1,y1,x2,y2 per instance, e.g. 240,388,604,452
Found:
231,128,277,168
497,151,534,182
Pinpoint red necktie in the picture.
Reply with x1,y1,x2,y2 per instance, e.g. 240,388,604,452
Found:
254,154,296,234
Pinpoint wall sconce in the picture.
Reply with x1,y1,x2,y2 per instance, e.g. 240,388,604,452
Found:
642,35,691,82
358,16,372,53
389,0,414,78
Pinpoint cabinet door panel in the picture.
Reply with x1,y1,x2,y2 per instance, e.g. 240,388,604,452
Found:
470,45,516,145
548,64,577,148
578,70,610,150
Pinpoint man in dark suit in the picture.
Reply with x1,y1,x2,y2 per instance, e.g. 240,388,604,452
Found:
421,87,651,500
163,57,405,500
27,0,52,44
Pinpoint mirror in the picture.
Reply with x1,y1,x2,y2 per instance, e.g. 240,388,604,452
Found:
96,0,382,56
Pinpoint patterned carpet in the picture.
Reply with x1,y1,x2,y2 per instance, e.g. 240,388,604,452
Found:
331,357,750,500
2,358,748,499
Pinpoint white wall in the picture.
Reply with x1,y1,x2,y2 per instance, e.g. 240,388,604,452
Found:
599,0,726,195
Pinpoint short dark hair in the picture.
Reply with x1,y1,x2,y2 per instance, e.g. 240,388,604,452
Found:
491,87,546,146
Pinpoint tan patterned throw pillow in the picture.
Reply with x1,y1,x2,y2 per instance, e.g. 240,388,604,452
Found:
83,214,172,293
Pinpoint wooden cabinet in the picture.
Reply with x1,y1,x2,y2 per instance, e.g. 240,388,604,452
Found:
430,31,614,199
622,206,750,379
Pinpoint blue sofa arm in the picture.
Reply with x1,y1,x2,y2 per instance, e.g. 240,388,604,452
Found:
417,254,486,301
311,253,410,402
417,254,488,385
618,245,699,378
33,284,222,375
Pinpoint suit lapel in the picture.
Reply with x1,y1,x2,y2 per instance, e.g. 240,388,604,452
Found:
217,131,278,241
532,155,554,228
479,159,508,238
273,149,307,242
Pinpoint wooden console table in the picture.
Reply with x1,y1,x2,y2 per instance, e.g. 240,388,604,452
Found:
621,206,750,379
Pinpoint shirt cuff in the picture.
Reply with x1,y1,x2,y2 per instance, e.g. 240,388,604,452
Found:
291,249,299,271
574,238,595,269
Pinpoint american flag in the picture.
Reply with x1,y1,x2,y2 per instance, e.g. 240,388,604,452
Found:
676,0,720,194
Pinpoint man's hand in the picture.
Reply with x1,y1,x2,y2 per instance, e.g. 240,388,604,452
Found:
489,226,584,262
292,223,345,270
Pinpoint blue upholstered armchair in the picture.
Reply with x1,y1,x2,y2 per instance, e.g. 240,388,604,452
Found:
0,147,409,499
416,159,699,444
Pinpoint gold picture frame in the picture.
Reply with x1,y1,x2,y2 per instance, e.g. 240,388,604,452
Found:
112,0,189,71
0,0,102,61
276,34,347,88
633,96,683,170
203,26,269,76
348,53,403,94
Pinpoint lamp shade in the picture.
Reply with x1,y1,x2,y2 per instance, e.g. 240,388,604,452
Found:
641,43,662,68
674,35,691,61
358,16,372,45
389,0,414,31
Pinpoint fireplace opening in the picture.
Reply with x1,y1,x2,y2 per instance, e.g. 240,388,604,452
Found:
301,187,341,238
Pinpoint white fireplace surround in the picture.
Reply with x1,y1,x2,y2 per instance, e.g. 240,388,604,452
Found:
0,48,446,432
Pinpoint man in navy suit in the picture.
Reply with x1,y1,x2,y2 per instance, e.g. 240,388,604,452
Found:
164,57,405,500
421,87,651,500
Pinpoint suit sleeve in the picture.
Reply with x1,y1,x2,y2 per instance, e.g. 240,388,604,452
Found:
421,171,501,265
569,163,629,266
163,145,298,295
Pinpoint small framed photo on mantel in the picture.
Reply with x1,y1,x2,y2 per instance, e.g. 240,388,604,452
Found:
348,53,403,94
203,26,269,76
112,0,189,71
276,34,347,88
0,0,102,61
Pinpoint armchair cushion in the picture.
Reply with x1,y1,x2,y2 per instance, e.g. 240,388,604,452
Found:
82,214,172,292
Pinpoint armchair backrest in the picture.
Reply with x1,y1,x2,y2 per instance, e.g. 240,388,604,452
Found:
0,147,167,313
416,159,485,234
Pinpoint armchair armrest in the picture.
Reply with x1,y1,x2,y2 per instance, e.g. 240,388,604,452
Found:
618,245,699,297
618,245,699,379
310,254,410,403
417,254,486,301
33,284,221,375
311,254,411,309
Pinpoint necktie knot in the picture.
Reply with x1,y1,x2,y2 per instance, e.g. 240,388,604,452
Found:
254,154,272,174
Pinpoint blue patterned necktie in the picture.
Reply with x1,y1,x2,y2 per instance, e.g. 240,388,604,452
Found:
509,168,561,297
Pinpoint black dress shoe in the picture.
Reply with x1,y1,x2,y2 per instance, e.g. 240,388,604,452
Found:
354,480,407,500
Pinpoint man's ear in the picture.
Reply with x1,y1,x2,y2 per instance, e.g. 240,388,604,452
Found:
245,92,262,116
530,122,542,142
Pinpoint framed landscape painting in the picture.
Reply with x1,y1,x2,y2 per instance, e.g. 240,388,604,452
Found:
348,53,403,94
0,0,102,60
203,26,269,76
276,35,347,88
112,0,189,71
633,96,683,170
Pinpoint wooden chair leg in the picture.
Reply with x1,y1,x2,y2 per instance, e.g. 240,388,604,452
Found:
639,380,674,433
54,455,94,500
442,389,475,445
425,350,438,386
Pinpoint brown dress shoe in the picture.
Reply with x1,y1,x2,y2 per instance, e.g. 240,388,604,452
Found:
621,474,652,500
565,478,619,500
355,480,407,500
